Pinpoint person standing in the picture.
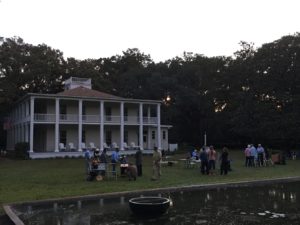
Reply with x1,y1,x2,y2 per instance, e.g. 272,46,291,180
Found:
120,155,128,176
111,149,119,175
200,148,209,175
250,144,257,167
99,149,108,163
87,149,100,181
220,147,229,175
135,147,143,176
84,148,91,175
151,147,162,180
257,144,265,166
99,149,108,176
208,146,217,175
244,145,251,167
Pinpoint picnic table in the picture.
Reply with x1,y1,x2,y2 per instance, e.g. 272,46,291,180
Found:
179,158,201,168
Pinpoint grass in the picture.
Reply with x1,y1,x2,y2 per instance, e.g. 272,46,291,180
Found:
1,150,300,214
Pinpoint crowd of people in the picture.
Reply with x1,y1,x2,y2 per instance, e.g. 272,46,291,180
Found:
84,146,165,182
85,148,142,181
84,145,234,182
84,143,287,182
189,146,231,175
244,144,272,167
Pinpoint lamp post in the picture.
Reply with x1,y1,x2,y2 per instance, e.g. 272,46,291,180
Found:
204,132,207,147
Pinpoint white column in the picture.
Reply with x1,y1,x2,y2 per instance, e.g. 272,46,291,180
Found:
29,97,34,153
157,103,161,150
78,100,83,152
120,102,124,150
147,106,151,149
55,98,59,152
100,101,104,151
139,103,143,150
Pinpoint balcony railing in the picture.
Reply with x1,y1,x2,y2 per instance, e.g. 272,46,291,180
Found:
143,117,157,124
124,116,138,123
34,114,55,122
34,114,158,124
105,116,120,123
60,114,78,122
83,115,100,123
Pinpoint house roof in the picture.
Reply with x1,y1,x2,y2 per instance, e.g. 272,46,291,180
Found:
57,86,122,99
16,86,162,105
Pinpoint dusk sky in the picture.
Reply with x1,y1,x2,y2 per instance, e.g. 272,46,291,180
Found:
1,0,299,62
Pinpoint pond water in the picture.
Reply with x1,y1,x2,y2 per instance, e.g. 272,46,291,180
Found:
14,180,300,225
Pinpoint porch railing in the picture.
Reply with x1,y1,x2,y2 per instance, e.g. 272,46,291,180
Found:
34,114,55,122
143,117,157,124
60,114,78,122
82,115,100,123
34,114,158,124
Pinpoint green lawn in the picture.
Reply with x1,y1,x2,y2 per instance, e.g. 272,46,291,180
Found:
1,150,300,212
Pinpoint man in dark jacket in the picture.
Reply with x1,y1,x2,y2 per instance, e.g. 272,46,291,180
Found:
220,147,229,175
135,148,143,176
200,148,209,175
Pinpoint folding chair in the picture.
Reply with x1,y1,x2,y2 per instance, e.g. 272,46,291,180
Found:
89,142,96,150
123,142,129,150
69,142,76,151
81,143,87,151
130,142,139,150
103,143,110,150
59,143,66,152
112,142,119,150
264,158,274,166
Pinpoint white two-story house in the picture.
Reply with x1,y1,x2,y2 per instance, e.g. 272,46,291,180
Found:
5,77,171,158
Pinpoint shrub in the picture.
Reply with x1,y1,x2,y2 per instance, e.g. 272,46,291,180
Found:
14,142,29,159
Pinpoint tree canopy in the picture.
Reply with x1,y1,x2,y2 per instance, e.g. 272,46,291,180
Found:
1,33,300,149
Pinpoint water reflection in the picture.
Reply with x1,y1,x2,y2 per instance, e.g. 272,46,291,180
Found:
273,202,278,210
99,198,103,206
53,203,58,212
16,181,300,225
290,193,296,203
77,200,82,209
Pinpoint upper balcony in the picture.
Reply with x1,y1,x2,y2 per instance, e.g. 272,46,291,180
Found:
33,114,158,125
